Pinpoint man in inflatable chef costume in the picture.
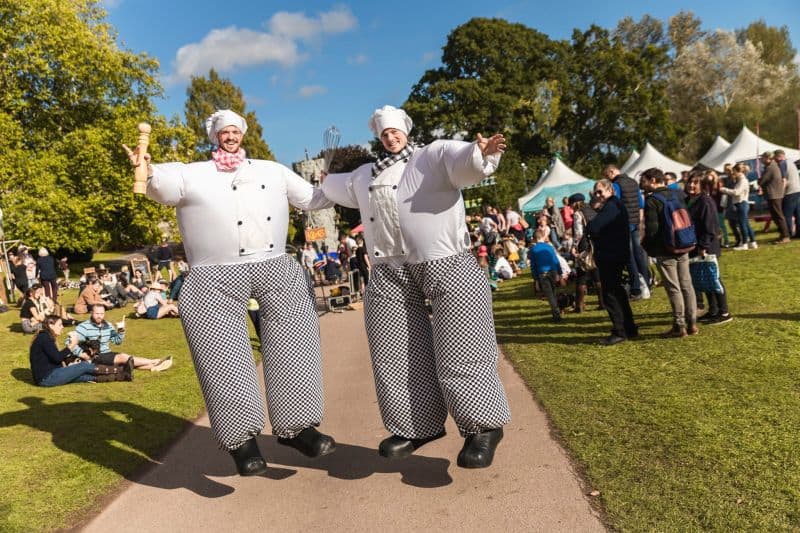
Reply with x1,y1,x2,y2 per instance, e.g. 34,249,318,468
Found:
130,110,336,476
321,105,511,468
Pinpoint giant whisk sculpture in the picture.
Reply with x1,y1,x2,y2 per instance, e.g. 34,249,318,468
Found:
322,125,341,172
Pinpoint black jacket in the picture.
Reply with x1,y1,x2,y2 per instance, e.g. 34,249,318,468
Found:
687,194,721,257
614,174,641,226
642,187,688,257
587,195,631,265
29,331,71,385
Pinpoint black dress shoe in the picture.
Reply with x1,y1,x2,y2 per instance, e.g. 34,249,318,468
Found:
277,427,336,458
600,334,626,346
378,430,446,459
229,438,268,476
457,428,504,468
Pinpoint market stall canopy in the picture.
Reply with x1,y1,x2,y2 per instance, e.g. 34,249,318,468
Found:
619,150,640,174
623,142,693,180
696,136,731,169
518,158,594,213
701,126,800,172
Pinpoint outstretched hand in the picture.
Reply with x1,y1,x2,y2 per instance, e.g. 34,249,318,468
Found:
476,133,507,157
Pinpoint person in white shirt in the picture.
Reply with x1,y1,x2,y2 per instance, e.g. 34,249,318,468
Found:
129,109,336,476
493,250,515,280
322,105,511,469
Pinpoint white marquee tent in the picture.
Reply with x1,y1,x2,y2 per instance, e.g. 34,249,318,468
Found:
696,136,731,169
701,126,800,171
517,158,594,213
619,150,640,174
623,142,693,180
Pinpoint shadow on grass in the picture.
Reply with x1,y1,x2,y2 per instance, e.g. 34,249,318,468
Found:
736,312,800,321
0,394,451,497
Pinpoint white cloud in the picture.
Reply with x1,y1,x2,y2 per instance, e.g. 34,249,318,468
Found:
299,85,328,98
794,53,800,67
347,53,368,65
267,6,357,42
169,7,358,84
101,0,122,9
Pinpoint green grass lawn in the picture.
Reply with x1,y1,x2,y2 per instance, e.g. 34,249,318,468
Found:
0,285,215,532
494,232,800,531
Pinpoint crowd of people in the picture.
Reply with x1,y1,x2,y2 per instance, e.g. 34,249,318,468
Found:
1,242,183,387
464,150,799,346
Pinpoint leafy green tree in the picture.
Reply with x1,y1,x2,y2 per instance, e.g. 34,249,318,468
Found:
736,20,797,68
668,29,793,158
613,15,666,52
0,0,176,252
667,11,705,56
184,69,274,160
557,25,676,171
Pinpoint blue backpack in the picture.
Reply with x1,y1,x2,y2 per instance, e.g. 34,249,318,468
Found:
652,192,696,254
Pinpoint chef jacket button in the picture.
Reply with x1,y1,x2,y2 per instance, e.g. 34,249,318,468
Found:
237,221,242,225
240,248,245,253
370,217,374,222
392,185,397,190
270,244,274,248
232,185,237,191
261,185,265,189
267,216,271,221
374,251,380,256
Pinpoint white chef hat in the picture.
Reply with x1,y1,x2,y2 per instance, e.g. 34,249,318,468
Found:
368,105,413,137
205,109,248,145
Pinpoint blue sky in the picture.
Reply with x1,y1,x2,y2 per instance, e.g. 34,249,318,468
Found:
104,0,799,165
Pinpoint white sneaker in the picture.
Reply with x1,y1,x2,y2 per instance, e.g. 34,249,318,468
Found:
151,356,173,372
748,241,758,249
733,244,748,251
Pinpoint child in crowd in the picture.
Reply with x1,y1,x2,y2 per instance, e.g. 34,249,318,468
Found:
527,227,563,322
493,248,515,280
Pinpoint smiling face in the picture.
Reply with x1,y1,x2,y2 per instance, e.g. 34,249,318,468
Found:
217,125,244,153
380,128,408,154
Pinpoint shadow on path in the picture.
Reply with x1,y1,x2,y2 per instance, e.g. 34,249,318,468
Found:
0,397,451,501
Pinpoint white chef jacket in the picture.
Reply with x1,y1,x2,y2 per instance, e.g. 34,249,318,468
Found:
148,159,332,267
322,140,500,266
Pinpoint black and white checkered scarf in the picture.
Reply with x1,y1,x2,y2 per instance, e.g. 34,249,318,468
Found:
372,144,416,178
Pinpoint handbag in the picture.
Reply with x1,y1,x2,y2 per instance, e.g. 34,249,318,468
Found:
689,254,723,294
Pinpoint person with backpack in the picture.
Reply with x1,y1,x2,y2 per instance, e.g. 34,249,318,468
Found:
640,168,699,338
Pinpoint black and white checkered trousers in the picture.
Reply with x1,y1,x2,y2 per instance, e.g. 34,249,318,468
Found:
178,254,324,450
364,251,511,438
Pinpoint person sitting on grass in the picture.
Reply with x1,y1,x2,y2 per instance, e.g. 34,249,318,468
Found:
73,276,114,314
140,280,179,319
493,248,515,280
528,227,564,323
30,315,97,386
70,304,172,372
20,286,46,334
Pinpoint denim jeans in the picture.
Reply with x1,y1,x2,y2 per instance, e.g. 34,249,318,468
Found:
38,362,97,387
735,202,756,243
782,192,800,238
628,225,650,294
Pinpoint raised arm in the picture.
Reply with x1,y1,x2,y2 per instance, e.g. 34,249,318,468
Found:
442,134,506,189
